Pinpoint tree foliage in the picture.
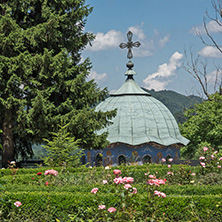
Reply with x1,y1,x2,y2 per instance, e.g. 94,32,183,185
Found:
181,1,222,159
0,1,116,167
43,124,82,167
180,93,222,159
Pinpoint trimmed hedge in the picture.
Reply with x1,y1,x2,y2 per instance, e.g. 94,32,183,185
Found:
2,192,222,221
0,163,198,175
0,164,199,186
1,164,221,221
3,184,222,196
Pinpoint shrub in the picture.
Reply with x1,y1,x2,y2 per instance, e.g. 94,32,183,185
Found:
43,124,83,167
198,173,222,185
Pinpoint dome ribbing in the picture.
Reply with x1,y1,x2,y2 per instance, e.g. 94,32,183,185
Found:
95,78,189,146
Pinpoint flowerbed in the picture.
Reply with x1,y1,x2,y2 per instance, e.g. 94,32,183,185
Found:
1,148,222,221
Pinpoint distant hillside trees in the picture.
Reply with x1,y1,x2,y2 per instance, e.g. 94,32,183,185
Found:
142,88,203,123
0,1,115,167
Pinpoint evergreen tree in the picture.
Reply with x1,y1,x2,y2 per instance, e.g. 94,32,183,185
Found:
43,124,82,167
0,1,115,167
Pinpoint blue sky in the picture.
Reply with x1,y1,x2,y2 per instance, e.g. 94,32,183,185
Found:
82,0,222,96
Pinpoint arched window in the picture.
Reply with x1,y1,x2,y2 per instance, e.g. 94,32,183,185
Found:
142,154,152,164
166,154,172,164
95,153,103,167
118,155,127,165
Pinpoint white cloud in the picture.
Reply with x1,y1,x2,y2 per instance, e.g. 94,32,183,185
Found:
134,42,154,57
86,30,123,51
128,24,154,57
207,70,217,83
190,20,222,35
88,70,108,84
159,35,170,48
128,24,146,40
207,69,222,84
143,52,183,90
198,46,222,58
154,29,159,36
85,24,170,57
143,79,170,91
128,24,170,58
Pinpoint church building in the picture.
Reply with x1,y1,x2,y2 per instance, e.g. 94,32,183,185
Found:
84,31,189,166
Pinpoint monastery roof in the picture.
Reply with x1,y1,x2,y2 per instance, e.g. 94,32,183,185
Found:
95,77,189,146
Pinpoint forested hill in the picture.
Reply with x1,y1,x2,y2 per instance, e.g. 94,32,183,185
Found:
141,88,204,123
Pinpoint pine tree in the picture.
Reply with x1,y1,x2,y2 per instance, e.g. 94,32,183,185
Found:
0,1,115,167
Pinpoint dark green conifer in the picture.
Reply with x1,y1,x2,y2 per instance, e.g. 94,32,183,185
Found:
0,1,115,167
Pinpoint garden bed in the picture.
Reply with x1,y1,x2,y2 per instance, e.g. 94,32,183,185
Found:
1,161,222,221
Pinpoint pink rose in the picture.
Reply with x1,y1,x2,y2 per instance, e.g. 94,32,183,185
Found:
45,182,49,186
132,187,137,194
148,179,157,186
113,169,122,175
149,175,156,179
14,201,22,207
160,192,166,198
124,184,132,190
154,190,160,195
122,177,134,184
113,177,123,184
168,165,171,168
161,158,166,162
203,147,208,152
148,179,165,186
199,156,205,160
191,173,196,176
219,157,222,161
157,179,166,185
103,180,108,185
218,165,221,168
108,207,116,213
154,190,166,198
91,188,98,194
200,162,206,168
169,158,173,162
98,205,106,210
44,169,58,176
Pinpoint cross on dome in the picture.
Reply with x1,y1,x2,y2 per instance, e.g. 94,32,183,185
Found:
119,31,141,60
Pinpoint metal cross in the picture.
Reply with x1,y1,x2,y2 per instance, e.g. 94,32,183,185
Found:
119,31,141,60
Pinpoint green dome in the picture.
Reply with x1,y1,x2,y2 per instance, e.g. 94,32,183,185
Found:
95,77,189,146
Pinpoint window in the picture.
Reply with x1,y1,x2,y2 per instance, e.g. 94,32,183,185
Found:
166,154,172,164
118,155,127,165
95,153,103,167
142,154,152,164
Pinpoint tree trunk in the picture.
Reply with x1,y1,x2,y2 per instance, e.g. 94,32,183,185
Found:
2,109,14,168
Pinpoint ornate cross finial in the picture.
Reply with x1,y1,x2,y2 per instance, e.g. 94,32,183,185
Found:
119,31,141,60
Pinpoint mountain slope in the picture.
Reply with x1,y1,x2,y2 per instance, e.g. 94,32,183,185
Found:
142,88,203,123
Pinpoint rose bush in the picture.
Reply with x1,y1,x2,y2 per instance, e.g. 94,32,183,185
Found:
90,169,167,221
